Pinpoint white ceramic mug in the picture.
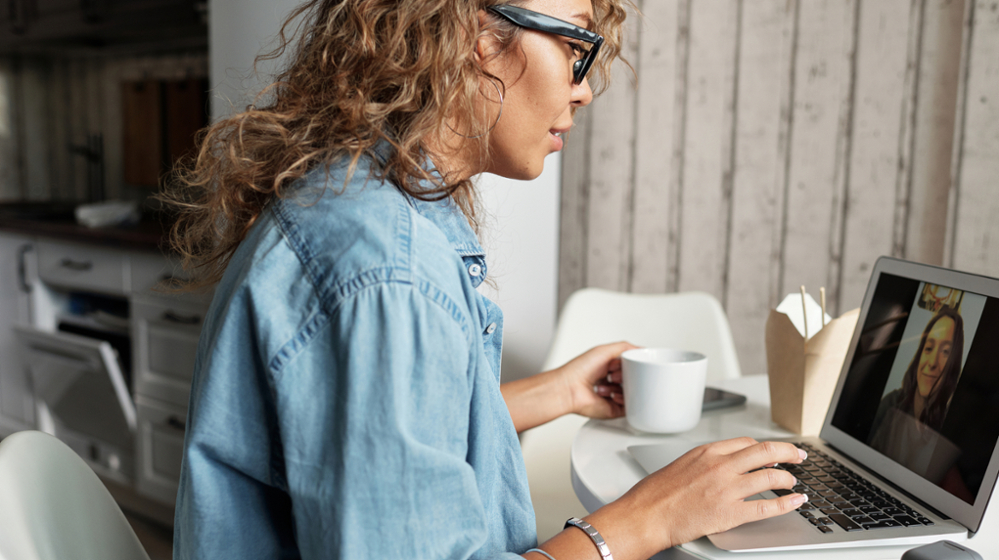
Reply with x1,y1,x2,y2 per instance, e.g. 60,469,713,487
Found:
621,348,708,434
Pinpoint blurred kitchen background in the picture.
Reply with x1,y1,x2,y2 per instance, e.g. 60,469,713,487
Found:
0,1,998,555
0,0,209,204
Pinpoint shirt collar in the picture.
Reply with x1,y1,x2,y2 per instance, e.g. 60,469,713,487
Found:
370,141,488,283
408,195,484,258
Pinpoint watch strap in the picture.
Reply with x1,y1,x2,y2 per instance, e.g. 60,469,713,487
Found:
564,517,613,560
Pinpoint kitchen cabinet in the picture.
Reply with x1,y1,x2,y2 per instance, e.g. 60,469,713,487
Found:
0,233,35,434
0,229,208,524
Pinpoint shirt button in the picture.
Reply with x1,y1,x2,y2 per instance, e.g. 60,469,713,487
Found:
485,322,497,335
468,263,482,277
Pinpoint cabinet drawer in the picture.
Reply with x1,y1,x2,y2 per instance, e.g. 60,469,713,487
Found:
37,241,126,295
133,295,205,407
135,395,187,505
131,254,213,297
129,252,172,295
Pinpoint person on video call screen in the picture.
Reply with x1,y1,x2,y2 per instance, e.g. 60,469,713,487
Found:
868,303,964,482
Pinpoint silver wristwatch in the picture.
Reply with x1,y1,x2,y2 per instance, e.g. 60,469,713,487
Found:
564,517,613,560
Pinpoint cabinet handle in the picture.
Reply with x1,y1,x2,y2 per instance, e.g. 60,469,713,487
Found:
166,416,186,431
60,258,93,271
162,311,201,325
17,244,32,293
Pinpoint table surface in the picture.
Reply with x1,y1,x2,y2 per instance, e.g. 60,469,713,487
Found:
569,375,998,560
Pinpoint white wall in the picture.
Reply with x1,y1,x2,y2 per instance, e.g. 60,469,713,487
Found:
209,0,296,120
476,164,560,382
209,0,560,383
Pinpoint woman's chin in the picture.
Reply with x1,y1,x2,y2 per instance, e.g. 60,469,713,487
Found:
488,162,544,181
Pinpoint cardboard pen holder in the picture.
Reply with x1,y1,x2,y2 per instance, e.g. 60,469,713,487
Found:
765,307,860,436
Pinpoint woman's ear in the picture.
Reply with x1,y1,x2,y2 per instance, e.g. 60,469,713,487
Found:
474,9,493,63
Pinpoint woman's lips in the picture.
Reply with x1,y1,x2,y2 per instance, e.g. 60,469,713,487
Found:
549,128,569,151
549,130,564,151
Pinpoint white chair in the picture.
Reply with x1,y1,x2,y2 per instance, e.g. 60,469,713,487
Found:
0,430,151,560
521,288,742,541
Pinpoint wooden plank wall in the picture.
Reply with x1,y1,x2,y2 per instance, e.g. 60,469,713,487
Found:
560,0,996,375
0,51,207,202
949,0,999,276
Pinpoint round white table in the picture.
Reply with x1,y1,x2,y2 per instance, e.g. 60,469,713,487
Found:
568,375,999,560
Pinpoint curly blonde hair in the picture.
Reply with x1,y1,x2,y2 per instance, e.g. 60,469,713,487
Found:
161,0,631,288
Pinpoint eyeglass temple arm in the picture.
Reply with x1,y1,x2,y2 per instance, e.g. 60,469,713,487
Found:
489,5,601,44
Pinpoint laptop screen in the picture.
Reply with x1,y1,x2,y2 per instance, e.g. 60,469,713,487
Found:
825,260,999,531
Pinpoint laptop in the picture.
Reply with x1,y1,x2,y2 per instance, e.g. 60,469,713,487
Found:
641,257,999,552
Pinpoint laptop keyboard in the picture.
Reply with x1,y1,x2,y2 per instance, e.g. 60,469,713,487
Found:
773,442,935,534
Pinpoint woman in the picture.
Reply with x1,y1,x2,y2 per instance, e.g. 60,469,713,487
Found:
164,1,807,558
869,306,965,478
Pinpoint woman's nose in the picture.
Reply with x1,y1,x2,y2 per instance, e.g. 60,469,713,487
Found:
929,348,943,370
572,76,593,108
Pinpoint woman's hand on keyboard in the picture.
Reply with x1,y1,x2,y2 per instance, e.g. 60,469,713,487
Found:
585,437,808,558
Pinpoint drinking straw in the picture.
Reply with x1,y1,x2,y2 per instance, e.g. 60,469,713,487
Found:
800,285,808,341
820,287,827,327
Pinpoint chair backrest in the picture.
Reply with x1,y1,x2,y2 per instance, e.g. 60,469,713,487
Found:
543,288,741,382
0,431,151,560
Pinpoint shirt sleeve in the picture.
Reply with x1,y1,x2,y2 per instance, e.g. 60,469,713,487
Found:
272,280,523,560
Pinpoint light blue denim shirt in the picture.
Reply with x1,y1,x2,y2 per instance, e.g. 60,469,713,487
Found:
174,152,536,559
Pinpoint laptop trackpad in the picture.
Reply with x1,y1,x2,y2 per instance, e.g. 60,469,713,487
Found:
707,497,817,552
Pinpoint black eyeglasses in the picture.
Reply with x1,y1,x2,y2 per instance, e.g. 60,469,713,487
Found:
488,4,604,85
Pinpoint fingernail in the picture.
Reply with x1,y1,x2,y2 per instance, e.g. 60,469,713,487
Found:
798,448,807,461
593,384,600,393
792,494,808,506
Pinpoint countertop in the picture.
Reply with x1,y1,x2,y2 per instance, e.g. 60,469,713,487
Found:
0,202,169,252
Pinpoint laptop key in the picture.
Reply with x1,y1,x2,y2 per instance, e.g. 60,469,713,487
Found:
820,507,839,515
917,517,934,526
811,500,831,508
828,513,863,532
841,508,862,517
868,512,891,521
882,507,904,516
772,488,793,497
863,519,902,529
851,516,874,525
817,525,834,534
799,510,814,518
893,515,921,527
